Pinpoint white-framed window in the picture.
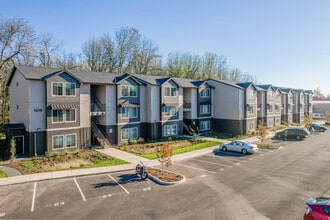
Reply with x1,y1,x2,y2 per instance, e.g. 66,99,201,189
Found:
52,109,76,123
52,110,64,123
268,91,273,98
200,121,210,131
249,89,256,99
200,88,210,97
52,82,63,96
164,124,177,136
164,106,176,116
65,83,76,96
52,82,76,97
200,104,210,114
121,107,138,119
52,134,77,149
121,127,138,140
248,122,255,130
165,87,176,96
247,106,254,115
121,85,137,97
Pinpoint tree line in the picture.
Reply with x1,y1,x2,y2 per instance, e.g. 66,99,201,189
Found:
0,16,256,127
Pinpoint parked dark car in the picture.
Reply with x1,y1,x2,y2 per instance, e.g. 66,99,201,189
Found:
309,123,327,132
304,197,330,220
275,127,310,140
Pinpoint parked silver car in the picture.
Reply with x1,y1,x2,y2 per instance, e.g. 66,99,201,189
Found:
220,140,258,154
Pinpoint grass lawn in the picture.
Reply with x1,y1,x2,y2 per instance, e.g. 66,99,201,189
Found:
121,139,221,160
0,170,7,178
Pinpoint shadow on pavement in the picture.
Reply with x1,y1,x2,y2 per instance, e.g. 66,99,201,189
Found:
212,148,251,157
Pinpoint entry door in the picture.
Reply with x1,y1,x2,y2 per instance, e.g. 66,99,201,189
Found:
12,136,24,155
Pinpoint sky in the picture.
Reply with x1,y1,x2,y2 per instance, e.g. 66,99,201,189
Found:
2,0,330,95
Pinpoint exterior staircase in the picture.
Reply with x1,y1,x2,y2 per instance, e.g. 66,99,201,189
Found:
91,120,111,148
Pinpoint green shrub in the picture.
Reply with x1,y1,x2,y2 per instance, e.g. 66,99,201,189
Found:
128,139,138,145
10,139,16,161
52,152,60,159
137,137,144,144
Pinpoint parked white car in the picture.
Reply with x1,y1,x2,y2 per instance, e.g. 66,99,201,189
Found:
220,140,258,154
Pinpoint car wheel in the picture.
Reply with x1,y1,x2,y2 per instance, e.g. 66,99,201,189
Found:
222,146,227,152
242,149,248,154
296,135,301,140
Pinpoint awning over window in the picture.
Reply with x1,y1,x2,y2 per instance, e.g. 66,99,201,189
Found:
51,103,80,109
118,102,140,108
5,123,26,131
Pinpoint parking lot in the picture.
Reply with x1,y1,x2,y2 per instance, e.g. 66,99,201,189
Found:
0,131,327,219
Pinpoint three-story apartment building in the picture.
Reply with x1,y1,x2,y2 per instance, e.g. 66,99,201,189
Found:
6,65,312,156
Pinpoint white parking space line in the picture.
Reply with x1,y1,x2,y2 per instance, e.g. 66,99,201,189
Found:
0,213,5,217
31,182,37,212
107,174,130,195
74,178,87,202
191,158,233,168
175,163,216,173
204,154,247,163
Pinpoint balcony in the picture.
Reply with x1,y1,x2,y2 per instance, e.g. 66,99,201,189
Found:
90,95,106,116
183,103,191,112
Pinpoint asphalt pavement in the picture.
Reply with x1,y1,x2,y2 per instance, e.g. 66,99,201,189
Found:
0,134,264,186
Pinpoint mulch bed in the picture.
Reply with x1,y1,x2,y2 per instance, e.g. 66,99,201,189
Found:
147,167,183,182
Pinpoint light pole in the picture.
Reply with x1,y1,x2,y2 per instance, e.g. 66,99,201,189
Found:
34,128,40,157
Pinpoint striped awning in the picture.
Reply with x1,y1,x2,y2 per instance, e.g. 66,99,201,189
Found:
51,103,80,109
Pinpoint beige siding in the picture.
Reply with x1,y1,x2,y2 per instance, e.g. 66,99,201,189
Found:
150,85,160,122
140,86,147,122
191,89,198,119
9,70,30,126
208,80,241,119
178,87,183,120
106,85,116,125
29,80,46,131
80,84,90,127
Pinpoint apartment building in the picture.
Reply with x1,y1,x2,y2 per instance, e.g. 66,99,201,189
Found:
207,79,258,135
6,65,312,156
256,85,281,128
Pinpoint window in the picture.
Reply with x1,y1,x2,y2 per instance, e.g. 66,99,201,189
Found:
247,106,254,114
121,85,137,97
52,134,76,149
52,83,63,96
52,82,76,96
52,109,76,123
249,90,256,99
200,121,210,131
165,87,176,96
121,107,138,118
65,83,76,96
200,104,210,114
53,110,64,122
164,124,177,136
164,106,176,116
248,122,255,130
66,134,76,147
53,135,63,149
65,109,76,122
268,91,273,98
121,127,138,140
200,88,210,97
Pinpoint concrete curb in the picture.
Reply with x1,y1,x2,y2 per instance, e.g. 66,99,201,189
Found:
147,168,186,186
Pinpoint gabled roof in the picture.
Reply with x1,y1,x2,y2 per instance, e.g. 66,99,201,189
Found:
256,84,276,91
208,79,244,90
7,65,119,86
237,82,260,91
278,87,292,94
113,73,145,85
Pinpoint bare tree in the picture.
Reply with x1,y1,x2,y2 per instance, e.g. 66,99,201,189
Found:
0,17,35,126
131,37,161,75
165,52,201,79
82,34,116,72
200,52,227,80
37,33,62,67
115,27,140,73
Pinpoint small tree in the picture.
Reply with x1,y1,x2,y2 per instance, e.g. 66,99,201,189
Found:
10,139,16,161
303,114,311,128
325,111,330,125
157,143,172,167
257,120,267,143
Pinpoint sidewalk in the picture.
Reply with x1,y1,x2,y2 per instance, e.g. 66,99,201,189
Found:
0,134,272,186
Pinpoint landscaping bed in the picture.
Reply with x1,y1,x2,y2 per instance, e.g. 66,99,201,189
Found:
120,139,220,159
147,167,184,184
4,150,128,174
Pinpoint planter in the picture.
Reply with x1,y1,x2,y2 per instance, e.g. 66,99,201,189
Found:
147,167,185,186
